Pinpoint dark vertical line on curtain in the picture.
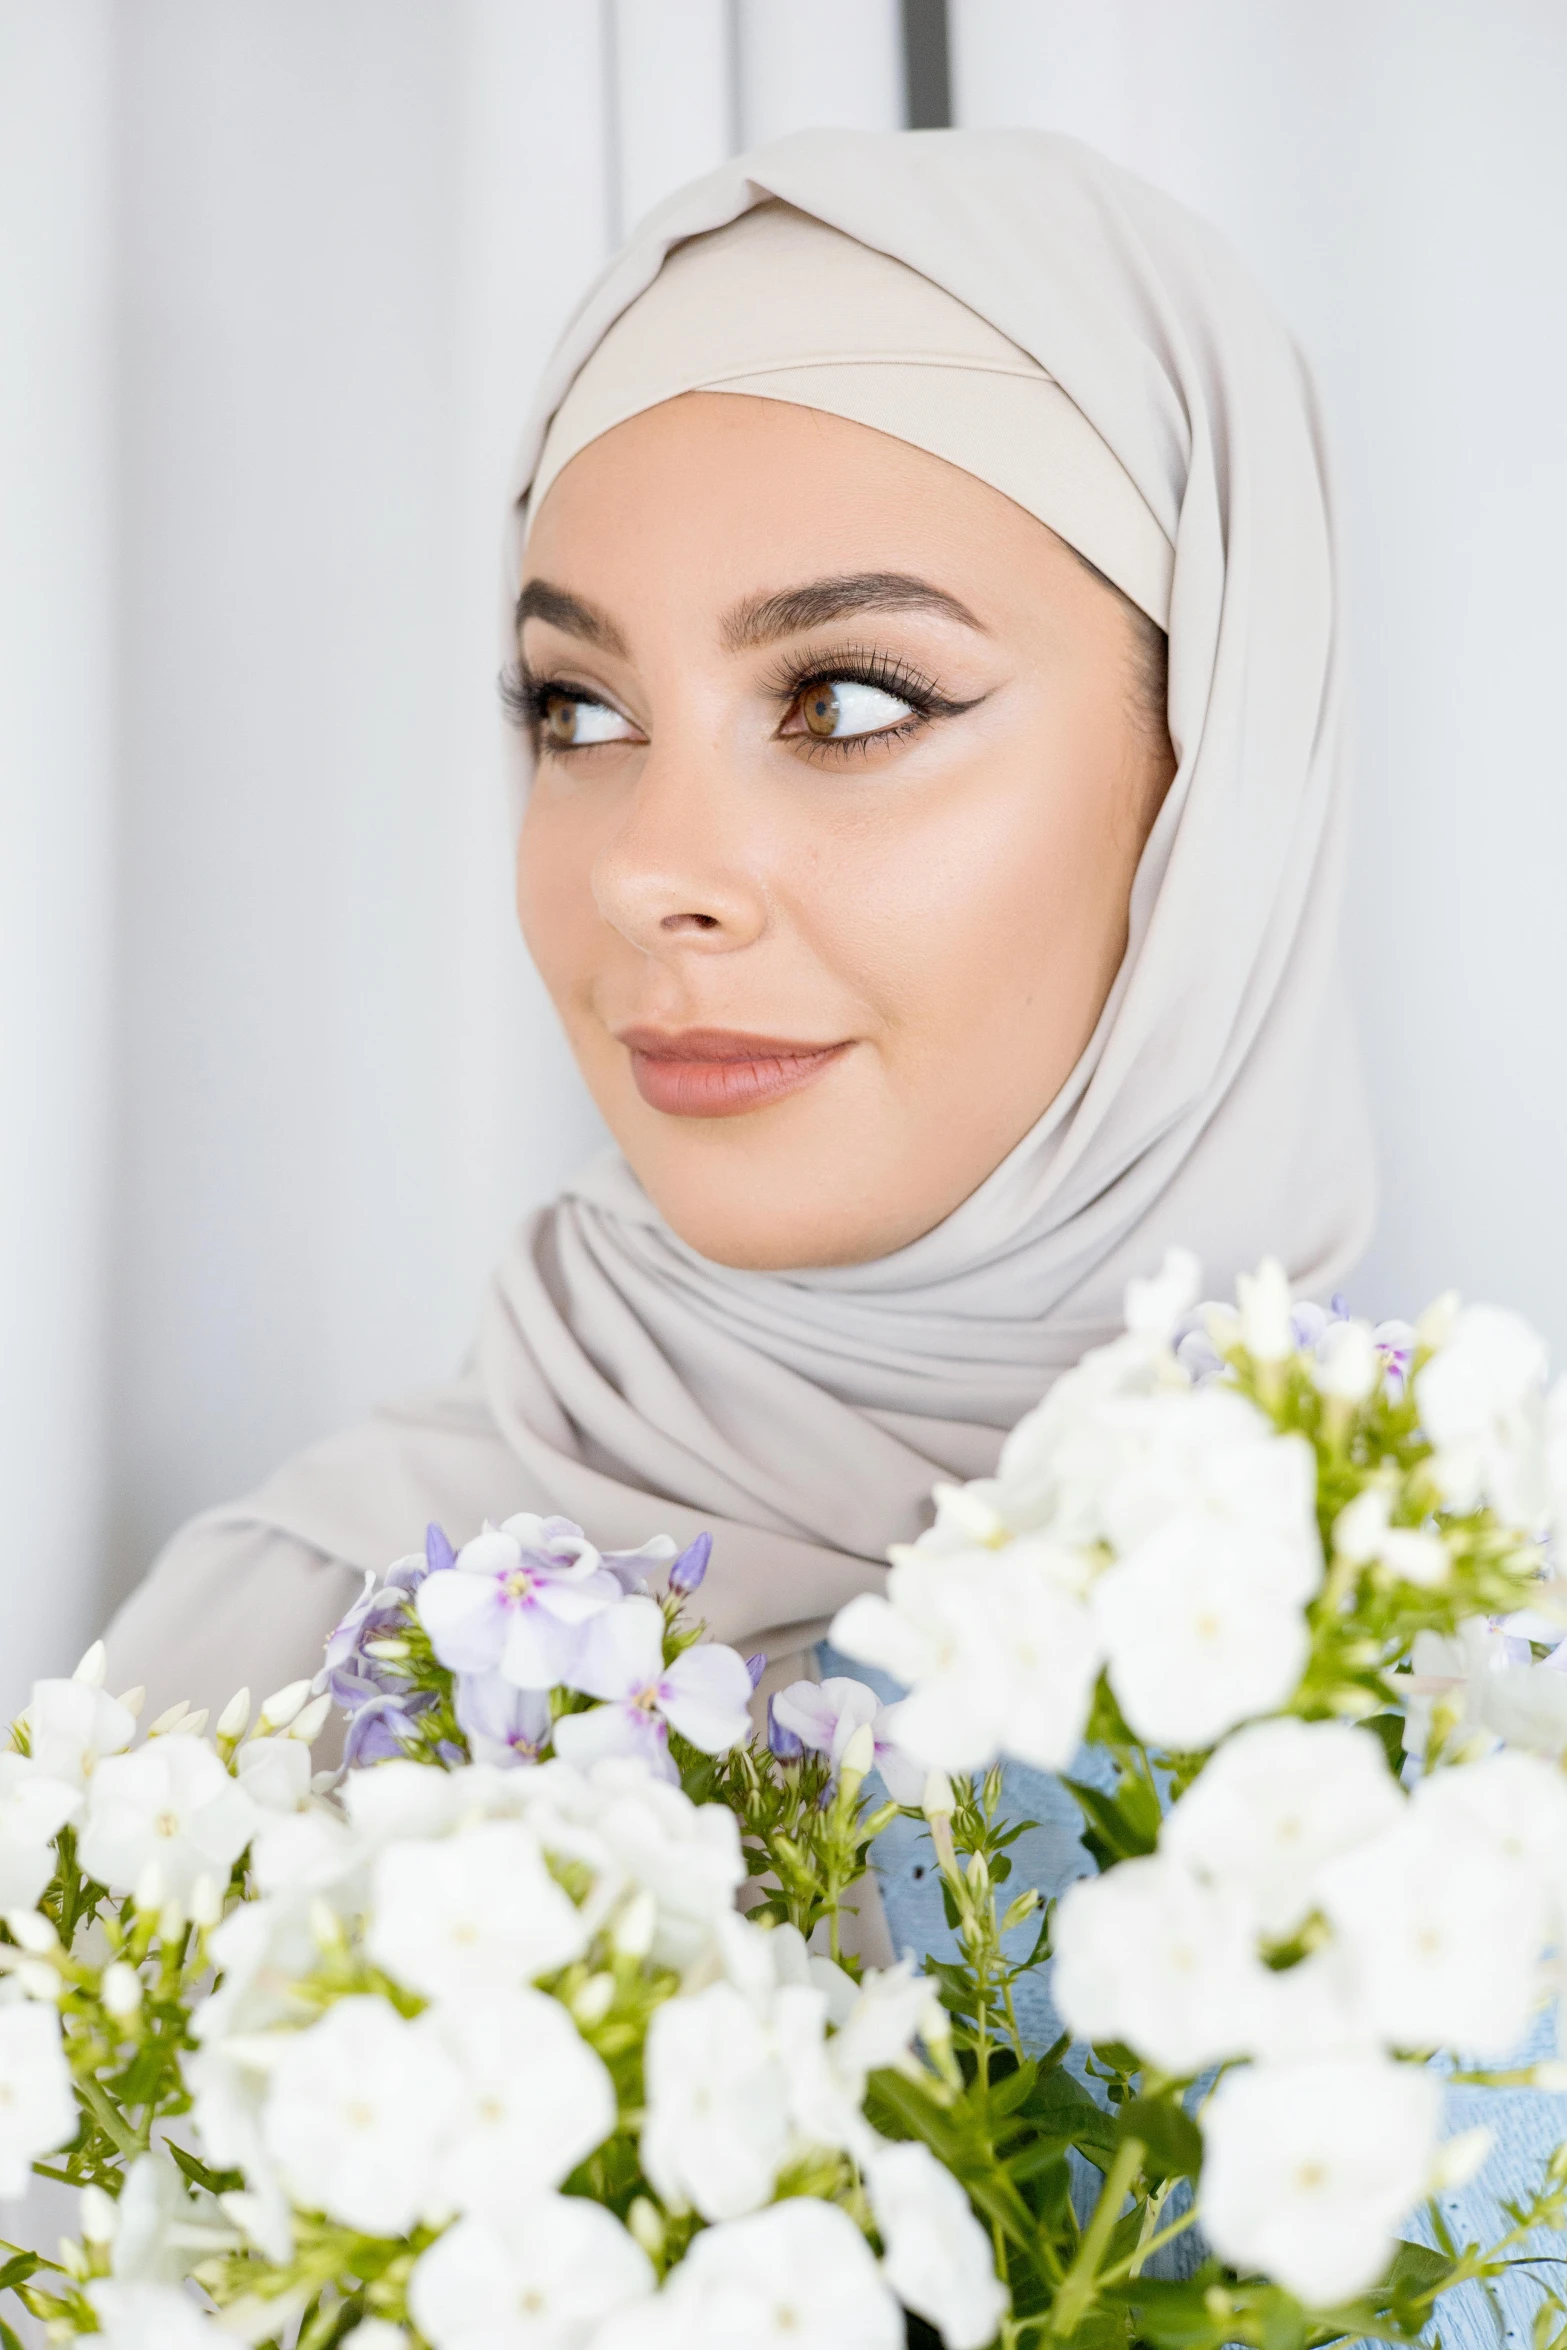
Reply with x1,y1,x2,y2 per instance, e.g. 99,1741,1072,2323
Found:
901,0,952,129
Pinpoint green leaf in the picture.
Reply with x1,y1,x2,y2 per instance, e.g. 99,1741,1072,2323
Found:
1018,2069,1119,2170
167,2141,244,2197
0,2256,37,2297
1259,2285,1310,2350
1117,2094,1203,2185
1062,1776,1160,1865
1361,1712,1408,1776
1387,2239,1455,2299
0,2317,24,2350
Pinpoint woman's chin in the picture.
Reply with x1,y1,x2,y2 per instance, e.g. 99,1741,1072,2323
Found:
627,1148,918,1272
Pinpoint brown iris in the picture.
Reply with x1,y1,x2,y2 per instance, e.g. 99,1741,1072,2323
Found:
801,683,840,739
541,693,580,748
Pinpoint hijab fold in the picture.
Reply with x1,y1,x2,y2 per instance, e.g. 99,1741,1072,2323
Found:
107,128,1372,1699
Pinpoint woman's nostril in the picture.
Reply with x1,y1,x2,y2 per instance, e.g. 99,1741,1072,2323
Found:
662,911,721,933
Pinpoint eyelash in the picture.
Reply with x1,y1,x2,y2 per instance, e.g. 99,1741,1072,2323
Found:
497,646,976,758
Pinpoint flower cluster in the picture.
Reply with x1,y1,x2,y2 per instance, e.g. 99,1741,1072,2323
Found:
323,1516,757,1787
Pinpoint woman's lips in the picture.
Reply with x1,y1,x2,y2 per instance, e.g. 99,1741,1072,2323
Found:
618,1027,851,1119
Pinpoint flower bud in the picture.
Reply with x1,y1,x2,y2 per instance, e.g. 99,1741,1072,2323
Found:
573,1974,615,2027
964,1849,990,1893
215,1688,252,1744
181,1709,209,1739
1236,1258,1293,1362
767,1698,804,1762
134,1860,166,1915
57,2234,88,2281
1416,1291,1460,1352
146,1701,191,1737
101,1962,143,2019
79,2185,117,2245
16,1958,60,2001
838,1723,876,1784
668,1531,712,1596
72,1641,107,1689
288,1693,333,1746
613,1889,658,1961
1001,1888,1041,1933
1333,1488,1390,1566
921,1770,956,1821
257,1679,312,1733
425,1521,457,1576
918,1992,952,2046
1314,1319,1378,1403
308,1897,346,1953
627,2198,666,2259
6,1910,57,1954
744,1653,767,1692
1428,2126,1493,2192
1532,2060,1567,2093
117,1686,146,1720
189,1874,223,1930
158,1897,187,1943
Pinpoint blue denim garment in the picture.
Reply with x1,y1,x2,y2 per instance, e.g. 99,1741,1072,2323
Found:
818,1645,1567,2333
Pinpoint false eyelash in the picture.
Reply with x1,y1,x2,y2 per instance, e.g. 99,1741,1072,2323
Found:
498,658,590,734
762,641,972,723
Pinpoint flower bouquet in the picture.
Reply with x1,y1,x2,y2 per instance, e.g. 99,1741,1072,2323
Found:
0,1254,1564,2350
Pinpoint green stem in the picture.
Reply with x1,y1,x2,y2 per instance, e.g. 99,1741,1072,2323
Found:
1049,2135,1143,2337
1098,2203,1201,2287
77,2074,142,2160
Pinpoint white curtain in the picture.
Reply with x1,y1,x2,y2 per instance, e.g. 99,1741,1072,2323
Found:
4,0,1565,1720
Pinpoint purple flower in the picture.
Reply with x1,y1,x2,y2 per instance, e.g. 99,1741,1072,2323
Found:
767,1697,805,1762
668,1532,712,1596
342,1687,434,1769
770,1676,926,1803
551,1597,754,1782
745,1653,767,1692
416,1514,622,1690
317,1568,415,1710
455,1671,553,1768
599,1534,677,1597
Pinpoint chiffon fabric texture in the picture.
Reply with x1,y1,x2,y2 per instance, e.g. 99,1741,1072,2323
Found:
105,127,1373,1724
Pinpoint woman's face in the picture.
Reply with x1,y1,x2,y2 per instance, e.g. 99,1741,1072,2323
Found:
516,393,1174,1271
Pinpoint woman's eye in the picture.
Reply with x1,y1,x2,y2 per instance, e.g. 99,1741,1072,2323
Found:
790,678,916,742
540,691,637,749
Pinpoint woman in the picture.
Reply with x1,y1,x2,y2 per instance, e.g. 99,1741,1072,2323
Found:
105,128,1369,1730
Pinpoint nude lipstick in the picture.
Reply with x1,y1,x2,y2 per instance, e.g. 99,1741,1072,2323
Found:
618,1027,850,1118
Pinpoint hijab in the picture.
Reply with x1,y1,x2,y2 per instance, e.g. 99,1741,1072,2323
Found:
113,128,1373,1689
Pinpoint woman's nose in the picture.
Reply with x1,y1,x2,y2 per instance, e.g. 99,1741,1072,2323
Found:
590,737,767,956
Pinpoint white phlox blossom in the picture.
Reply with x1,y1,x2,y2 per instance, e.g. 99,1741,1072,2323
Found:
0,1751,81,1912
1332,1489,1450,1590
597,2197,905,2350
78,1736,263,1903
366,1818,588,2000
1202,2053,1441,2305
1316,1791,1550,2058
260,1994,466,2237
1092,1522,1310,1752
104,2149,239,2283
769,1676,926,1804
865,2138,1008,2350
409,2197,653,2350
834,1544,1102,1775
426,1987,616,2220
1158,1718,1404,1938
1416,1304,1551,1526
1050,1855,1271,2076
232,1736,314,1815
0,2001,76,2195
88,2280,230,2348
25,1677,138,1789
638,1978,796,2219
1396,1619,1567,1760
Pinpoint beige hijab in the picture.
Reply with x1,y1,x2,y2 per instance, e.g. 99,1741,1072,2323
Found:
105,128,1371,1715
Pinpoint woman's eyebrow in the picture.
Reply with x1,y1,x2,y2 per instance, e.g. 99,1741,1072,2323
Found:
721,572,986,650
515,577,629,658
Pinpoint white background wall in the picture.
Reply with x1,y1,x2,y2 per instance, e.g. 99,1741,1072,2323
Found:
3,0,1565,1718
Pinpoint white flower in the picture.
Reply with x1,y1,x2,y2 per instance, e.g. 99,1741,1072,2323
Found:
1313,1319,1380,1403
366,1819,587,2000
409,2200,653,2350
0,1753,80,1911
835,1545,1102,1776
78,1738,261,1902
1416,1304,1550,1525
829,1961,939,2092
1411,1748,1567,1902
25,1678,137,1787
1093,1522,1309,1751
1202,2053,1439,2304
417,1516,624,1688
339,2326,410,2350
427,1988,615,2220
1124,1248,1202,1345
639,1979,792,2220
1317,1803,1547,2057
88,2281,229,2349
343,1757,468,1845
865,2138,1007,2350
260,1994,464,2236
233,1736,314,1814
1237,1258,1295,1362
106,2149,237,2282
182,2040,295,2263
1398,1619,1567,1760
0,2003,75,2194
652,2197,903,2350
1333,1491,1450,1588
1159,1719,1404,1937
551,1598,754,1777
1050,1856,1269,2074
